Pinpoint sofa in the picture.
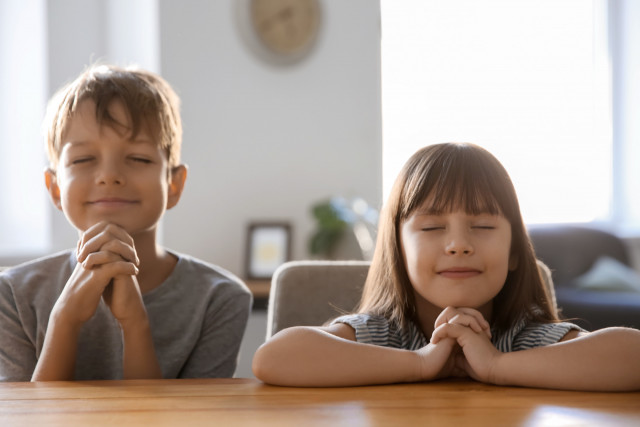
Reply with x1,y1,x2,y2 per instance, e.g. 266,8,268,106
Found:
528,224,640,331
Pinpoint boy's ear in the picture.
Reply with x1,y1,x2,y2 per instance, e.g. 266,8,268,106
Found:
44,168,63,211
166,164,188,210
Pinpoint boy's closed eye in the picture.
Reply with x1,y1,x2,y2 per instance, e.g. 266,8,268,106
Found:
128,155,153,164
70,156,95,165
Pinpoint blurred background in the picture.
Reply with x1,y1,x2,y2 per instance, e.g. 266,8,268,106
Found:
1,0,639,376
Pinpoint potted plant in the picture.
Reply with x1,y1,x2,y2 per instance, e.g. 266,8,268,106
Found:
309,197,378,260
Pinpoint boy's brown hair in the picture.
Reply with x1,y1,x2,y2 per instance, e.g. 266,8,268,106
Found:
44,64,182,170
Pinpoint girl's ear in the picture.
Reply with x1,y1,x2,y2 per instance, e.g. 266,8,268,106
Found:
166,164,188,209
508,253,519,271
44,168,62,211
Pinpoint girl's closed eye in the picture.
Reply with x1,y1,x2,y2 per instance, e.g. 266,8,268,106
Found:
421,226,445,231
472,225,496,230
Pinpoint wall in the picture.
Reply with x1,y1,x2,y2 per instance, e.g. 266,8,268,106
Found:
158,0,382,274
43,0,383,278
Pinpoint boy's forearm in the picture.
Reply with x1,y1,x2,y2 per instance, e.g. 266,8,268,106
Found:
252,327,423,387
32,312,81,381
121,317,162,379
493,327,640,391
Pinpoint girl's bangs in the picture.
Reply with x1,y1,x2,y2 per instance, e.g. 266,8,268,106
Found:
400,144,507,219
422,171,503,216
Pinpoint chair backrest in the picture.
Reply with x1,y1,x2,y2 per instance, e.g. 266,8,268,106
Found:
528,225,630,286
266,259,558,339
267,260,369,338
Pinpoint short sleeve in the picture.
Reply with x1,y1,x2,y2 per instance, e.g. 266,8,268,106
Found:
330,313,427,350
178,282,252,378
0,275,38,381
512,322,584,351
331,314,401,347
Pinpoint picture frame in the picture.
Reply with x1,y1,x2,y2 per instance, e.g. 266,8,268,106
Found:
245,222,292,280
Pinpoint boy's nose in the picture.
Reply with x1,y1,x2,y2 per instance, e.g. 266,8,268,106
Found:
96,163,125,185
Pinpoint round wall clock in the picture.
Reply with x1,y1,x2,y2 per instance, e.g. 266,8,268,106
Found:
237,0,322,66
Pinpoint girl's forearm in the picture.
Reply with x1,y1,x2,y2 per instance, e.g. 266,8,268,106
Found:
493,327,640,391
121,318,162,379
31,312,80,381
252,326,422,387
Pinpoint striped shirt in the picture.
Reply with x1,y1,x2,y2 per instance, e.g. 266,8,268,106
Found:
331,313,582,352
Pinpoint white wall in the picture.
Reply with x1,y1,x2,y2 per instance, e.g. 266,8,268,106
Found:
158,0,382,274
43,0,383,277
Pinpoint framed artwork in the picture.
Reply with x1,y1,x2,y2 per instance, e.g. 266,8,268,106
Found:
245,222,292,280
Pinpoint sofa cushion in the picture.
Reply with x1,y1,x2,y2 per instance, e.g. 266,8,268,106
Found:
572,256,640,293
528,225,631,286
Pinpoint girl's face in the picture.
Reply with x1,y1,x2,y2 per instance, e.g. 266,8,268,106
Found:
400,207,515,314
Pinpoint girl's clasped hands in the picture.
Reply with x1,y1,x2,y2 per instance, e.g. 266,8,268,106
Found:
426,306,497,383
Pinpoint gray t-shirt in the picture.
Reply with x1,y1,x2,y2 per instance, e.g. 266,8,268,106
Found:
0,250,252,381
331,313,582,352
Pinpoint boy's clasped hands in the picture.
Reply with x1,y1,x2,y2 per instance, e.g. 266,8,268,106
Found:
54,221,146,330
423,306,499,383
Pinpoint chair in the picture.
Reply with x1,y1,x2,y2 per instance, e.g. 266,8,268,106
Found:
529,224,640,330
266,259,557,338
266,260,369,338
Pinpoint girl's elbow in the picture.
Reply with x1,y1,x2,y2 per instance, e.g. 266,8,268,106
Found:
251,327,316,385
251,333,294,384
251,342,275,383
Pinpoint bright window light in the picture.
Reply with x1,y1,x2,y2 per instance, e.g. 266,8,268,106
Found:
0,0,49,256
381,0,611,224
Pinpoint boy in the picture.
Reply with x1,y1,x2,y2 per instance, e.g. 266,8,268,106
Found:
0,65,252,381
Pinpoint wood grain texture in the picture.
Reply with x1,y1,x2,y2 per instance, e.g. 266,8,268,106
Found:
1,378,638,426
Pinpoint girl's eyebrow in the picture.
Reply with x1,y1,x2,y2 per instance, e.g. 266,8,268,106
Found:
412,209,502,218
412,209,443,217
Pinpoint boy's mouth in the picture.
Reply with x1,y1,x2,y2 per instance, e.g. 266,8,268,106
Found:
88,197,138,206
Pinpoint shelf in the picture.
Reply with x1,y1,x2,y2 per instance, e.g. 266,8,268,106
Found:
245,279,271,300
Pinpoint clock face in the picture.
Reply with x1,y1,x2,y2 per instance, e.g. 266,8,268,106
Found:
239,0,321,65
251,0,321,55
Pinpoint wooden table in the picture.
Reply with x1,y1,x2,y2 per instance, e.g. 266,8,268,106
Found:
1,378,638,426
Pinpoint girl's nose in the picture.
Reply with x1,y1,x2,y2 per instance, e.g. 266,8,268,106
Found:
445,232,474,255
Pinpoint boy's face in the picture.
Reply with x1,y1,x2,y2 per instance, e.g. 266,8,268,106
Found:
45,99,185,237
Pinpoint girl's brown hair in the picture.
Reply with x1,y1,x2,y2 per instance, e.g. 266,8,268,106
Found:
44,64,182,169
358,143,558,336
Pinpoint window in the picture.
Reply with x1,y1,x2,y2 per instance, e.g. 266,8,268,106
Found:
0,0,160,259
0,0,50,256
381,0,614,225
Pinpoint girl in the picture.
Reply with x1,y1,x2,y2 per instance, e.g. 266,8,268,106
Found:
252,143,640,391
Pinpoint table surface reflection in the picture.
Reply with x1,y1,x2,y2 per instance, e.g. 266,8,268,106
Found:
1,377,638,426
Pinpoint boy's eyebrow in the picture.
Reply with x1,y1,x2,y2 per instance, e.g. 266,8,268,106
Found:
62,141,89,149
128,137,156,144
